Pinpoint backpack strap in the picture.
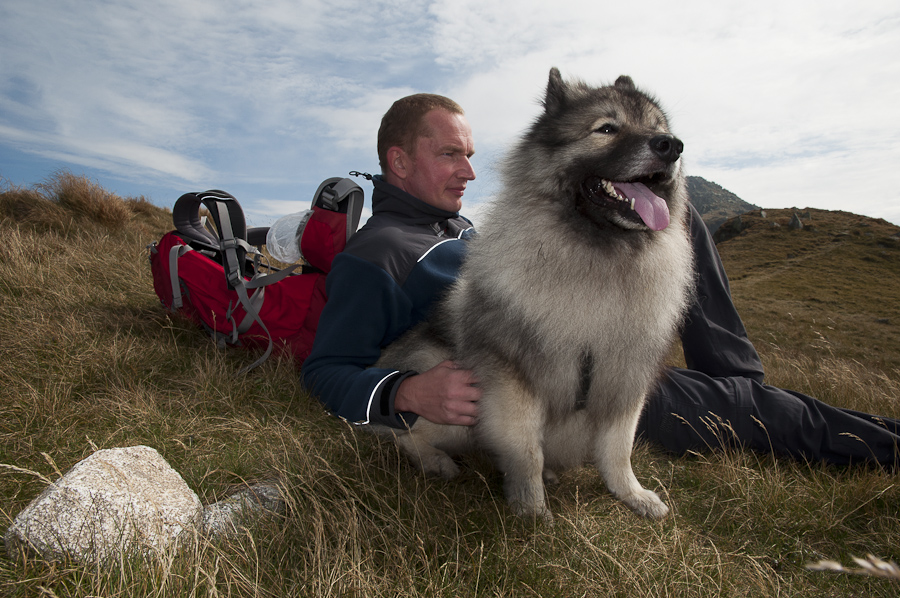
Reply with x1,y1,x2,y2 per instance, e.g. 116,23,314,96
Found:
312,177,364,243
173,190,257,285
168,243,193,309
173,190,245,248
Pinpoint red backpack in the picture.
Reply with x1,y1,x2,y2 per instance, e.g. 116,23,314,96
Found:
149,177,364,372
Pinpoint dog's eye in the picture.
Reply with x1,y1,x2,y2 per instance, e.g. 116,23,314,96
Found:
594,124,618,134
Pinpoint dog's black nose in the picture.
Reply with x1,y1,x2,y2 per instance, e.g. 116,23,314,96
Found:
649,134,684,163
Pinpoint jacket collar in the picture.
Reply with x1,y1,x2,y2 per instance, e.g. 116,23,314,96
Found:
371,175,460,226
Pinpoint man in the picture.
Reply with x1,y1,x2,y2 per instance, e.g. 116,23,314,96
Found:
302,94,481,430
302,93,900,466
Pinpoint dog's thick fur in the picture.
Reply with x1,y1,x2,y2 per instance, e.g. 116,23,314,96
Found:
375,68,694,520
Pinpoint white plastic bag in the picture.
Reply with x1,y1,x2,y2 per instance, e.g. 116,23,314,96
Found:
265,210,313,263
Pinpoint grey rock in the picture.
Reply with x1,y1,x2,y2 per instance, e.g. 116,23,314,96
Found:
4,446,201,564
203,483,285,538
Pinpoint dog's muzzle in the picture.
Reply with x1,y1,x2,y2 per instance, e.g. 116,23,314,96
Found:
582,177,671,231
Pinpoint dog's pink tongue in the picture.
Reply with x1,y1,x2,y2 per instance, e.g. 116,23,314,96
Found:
612,182,670,231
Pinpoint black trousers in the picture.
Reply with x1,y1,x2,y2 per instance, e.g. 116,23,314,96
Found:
637,205,900,466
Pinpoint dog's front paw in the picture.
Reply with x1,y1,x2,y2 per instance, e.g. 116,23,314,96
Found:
394,431,462,479
620,488,669,519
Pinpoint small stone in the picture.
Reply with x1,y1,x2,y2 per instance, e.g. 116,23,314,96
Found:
203,483,285,538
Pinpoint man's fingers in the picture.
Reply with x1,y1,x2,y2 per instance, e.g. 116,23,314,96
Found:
445,370,481,401
443,395,479,428
447,412,477,426
453,398,479,417
444,361,480,385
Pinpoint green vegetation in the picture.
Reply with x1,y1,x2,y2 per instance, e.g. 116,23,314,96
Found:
0,174,898,596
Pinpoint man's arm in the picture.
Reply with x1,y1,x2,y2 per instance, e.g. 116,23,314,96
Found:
302,253,419,427
302,252,482,427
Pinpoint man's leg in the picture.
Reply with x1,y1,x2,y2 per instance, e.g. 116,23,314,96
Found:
640,368,900,467
679,204,765,382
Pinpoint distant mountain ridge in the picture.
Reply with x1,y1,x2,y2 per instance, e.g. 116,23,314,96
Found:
687,176,759,233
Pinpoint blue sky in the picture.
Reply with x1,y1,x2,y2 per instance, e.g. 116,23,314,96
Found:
2,0,899,227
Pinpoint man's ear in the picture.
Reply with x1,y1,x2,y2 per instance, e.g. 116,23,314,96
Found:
386,146,410,181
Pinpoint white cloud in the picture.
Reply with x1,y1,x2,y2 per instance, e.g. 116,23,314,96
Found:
0,0,898,226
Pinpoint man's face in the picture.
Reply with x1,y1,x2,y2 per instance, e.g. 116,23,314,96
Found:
395,109,476,212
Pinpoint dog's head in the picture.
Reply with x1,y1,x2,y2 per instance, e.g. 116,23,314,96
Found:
515,68,687,234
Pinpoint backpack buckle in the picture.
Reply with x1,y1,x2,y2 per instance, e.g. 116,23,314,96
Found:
319,187,339,211
219,238,240,251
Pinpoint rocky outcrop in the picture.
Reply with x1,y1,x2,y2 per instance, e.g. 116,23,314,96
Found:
687,176,759,234
5,446,286,564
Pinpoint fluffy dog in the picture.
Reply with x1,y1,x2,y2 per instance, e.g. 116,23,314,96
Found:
375,68,694,520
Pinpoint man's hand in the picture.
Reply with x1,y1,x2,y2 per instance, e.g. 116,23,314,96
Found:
394,360,481,426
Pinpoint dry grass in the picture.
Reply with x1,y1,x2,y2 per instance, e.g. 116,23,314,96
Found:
719,207,900,375
807,554,900,581
0,178,898,596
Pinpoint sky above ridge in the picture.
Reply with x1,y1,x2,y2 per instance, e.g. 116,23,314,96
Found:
1,0,899,227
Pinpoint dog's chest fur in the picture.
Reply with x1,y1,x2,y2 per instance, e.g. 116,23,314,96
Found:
447,200,693,412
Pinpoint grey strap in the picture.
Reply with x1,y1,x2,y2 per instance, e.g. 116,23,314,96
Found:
168,244,193,310
230,279,273,375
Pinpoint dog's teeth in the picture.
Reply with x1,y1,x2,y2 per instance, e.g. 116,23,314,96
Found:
602,180,617,197
600,179,632,203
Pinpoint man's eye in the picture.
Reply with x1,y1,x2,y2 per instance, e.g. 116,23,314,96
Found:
594,124,618,134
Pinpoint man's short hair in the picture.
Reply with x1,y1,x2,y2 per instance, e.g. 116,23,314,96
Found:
377,94,464,173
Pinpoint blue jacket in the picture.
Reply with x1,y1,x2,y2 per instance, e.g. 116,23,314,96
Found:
301,176,474,428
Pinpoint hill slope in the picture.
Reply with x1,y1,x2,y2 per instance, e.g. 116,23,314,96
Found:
688,176,759,233
713,207,900,376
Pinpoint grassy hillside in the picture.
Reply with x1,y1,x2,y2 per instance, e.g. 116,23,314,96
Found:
716,208,900,410
1,174,898,597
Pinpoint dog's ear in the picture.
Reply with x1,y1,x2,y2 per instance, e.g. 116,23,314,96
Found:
614,76,636,91
543,67,569,115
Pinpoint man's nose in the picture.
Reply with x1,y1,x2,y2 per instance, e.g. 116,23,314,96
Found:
459,157,476,180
